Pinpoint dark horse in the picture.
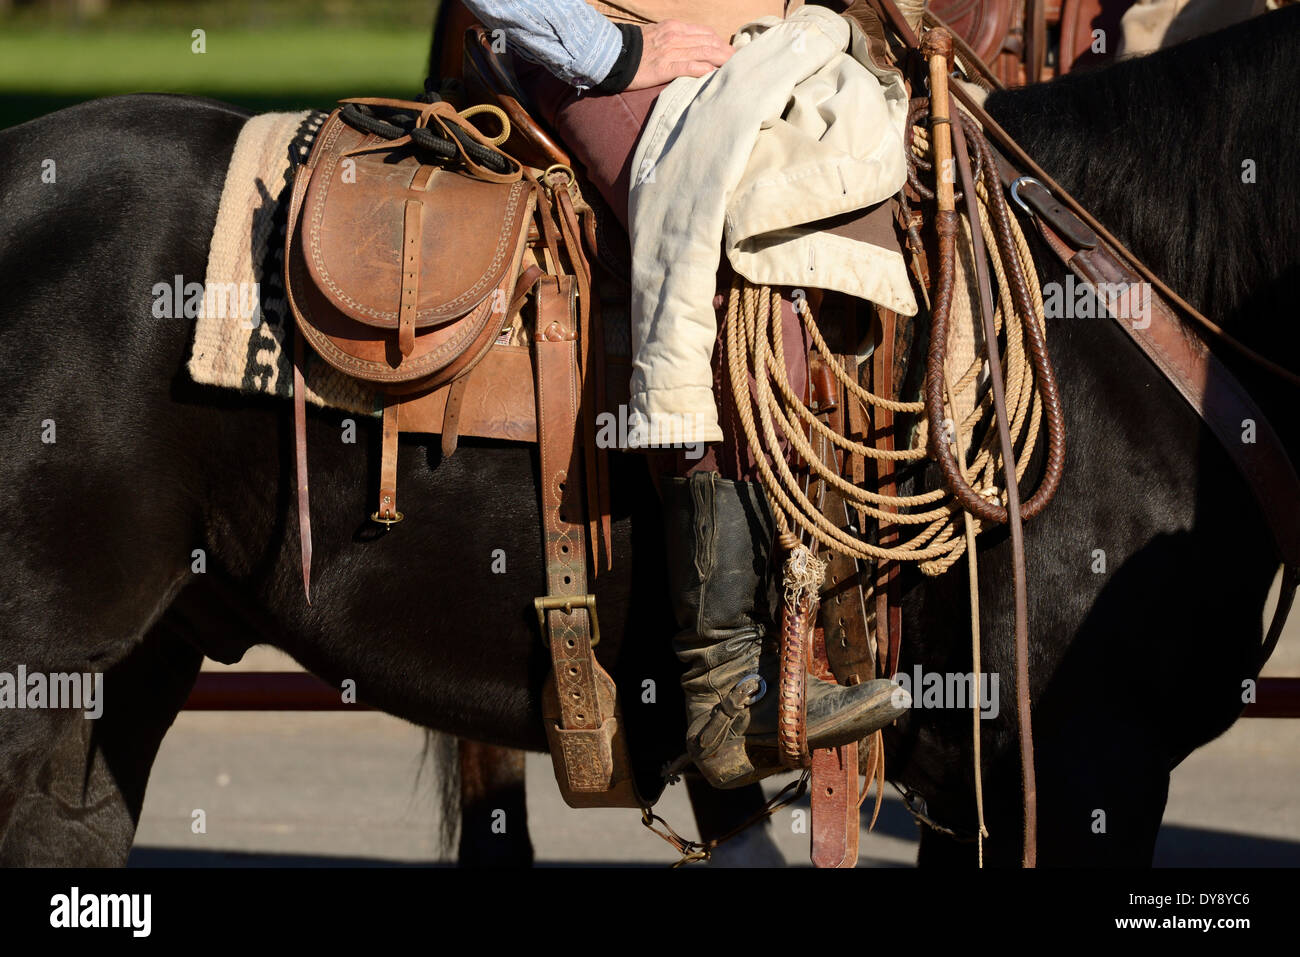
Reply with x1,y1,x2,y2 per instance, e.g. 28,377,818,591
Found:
0,9,1295,866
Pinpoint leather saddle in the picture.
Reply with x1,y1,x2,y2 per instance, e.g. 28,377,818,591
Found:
284,87,647,810
928,0,1122,85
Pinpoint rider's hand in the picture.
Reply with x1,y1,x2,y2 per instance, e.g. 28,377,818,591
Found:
625,20,734,91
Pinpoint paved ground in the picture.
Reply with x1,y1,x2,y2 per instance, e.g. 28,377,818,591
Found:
131,577,1300,867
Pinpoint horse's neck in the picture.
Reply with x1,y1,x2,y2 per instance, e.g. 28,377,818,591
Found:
987,9,1300,450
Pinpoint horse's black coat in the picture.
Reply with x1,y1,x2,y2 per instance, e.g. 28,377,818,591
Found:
0,8,1295,865
897,8,1299,864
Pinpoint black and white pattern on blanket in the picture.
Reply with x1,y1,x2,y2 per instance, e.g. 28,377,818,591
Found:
187,109,382,416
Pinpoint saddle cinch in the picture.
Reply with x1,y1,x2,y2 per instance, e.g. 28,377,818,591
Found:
284,95,645,809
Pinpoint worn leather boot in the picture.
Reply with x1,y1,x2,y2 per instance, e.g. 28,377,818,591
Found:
664,471,910,789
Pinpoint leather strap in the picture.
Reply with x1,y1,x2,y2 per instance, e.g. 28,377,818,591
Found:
534,274,640,806
949,100,1038,867
992,153,1098,250
810,622,861,868
376,397,401,523
871,311,904,679
1024,0,1046,83
955,86,1300,390
398,199,423,357
821,498,876,685
548,175,612,571
293,330,313,602
1034,220,1300,571
807,371,864,868
440,373,471,458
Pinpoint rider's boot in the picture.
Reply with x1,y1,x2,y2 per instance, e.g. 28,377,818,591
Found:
664,471,910,789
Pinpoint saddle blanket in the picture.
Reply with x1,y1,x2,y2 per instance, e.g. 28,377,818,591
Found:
186,109,380,416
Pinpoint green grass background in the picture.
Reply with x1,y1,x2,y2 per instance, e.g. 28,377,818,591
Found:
0,1,443,129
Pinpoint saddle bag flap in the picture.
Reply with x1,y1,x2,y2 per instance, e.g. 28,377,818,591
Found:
285,106,537,388
300,109,534,330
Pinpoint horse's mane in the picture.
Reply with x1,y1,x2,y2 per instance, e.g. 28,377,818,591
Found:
987,6,1300,344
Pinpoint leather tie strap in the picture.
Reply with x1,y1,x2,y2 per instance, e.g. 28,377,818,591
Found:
293,330,314,602
398,198,423,357
439,373,471,458
376,397,401,523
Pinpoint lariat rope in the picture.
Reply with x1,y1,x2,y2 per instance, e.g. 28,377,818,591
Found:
720,110,1050,581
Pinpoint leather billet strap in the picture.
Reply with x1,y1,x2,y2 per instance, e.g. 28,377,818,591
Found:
535,277,600,740
805,371,865,868
811,612,859,869
539,167,612,570
376,398,401,523
293,332,314,602
534,274,641,807
812,354,876,687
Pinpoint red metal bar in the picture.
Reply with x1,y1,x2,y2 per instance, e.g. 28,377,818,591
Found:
184,672,372,711
183,672,1300,717
1242,677,1300,718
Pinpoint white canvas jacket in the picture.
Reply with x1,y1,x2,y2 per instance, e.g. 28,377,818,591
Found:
626,4,916,446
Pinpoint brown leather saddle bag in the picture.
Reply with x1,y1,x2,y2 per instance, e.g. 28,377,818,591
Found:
285,98,536,394
283,95,645,810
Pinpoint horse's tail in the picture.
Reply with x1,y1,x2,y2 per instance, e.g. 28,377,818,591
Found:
419,731,462,857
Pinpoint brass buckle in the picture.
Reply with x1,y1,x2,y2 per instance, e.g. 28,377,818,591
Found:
370,510,404,526
543,163,579,201
543,163,575,188
534,593,600,647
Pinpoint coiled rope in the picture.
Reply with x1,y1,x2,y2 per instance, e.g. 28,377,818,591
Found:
721,102,1052,579
339,99,517,177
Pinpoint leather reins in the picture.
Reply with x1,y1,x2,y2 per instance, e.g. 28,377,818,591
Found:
866,0,1300,865
919,26,1042,867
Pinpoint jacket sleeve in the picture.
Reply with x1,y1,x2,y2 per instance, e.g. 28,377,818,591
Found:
458,0,624,89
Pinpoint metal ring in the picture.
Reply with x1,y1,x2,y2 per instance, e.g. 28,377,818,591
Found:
737,674,767,706
544,163,575,190
1009,175,1045,216
458,103,512,147
370,510,404,526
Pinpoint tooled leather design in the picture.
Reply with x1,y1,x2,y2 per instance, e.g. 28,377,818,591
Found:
303,112,530,328
291,247,506,385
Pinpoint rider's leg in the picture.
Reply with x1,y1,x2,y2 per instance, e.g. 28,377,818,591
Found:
662,470,907,788
515,62,909,787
